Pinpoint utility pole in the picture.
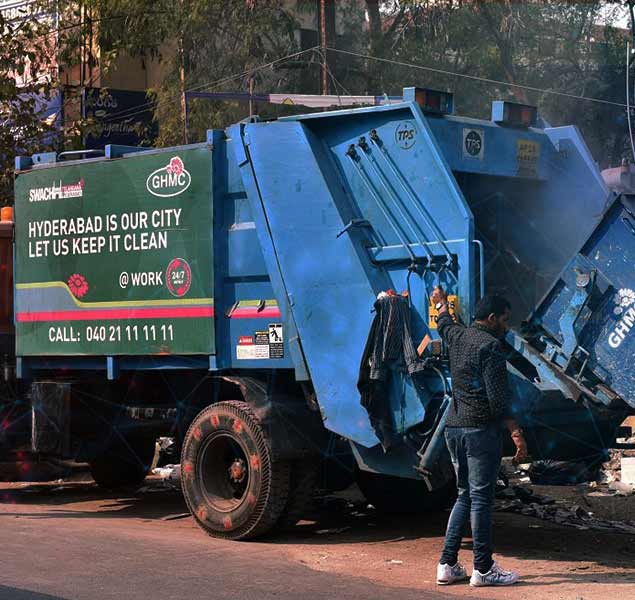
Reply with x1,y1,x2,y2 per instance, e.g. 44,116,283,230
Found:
248,76,254,117
178,0,188,144
179,43,188,145
79,1,85,89
320,0,328,95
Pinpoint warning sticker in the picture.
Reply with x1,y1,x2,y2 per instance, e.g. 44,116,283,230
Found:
269,323,284,359
236,324,284,360
517,139,540,177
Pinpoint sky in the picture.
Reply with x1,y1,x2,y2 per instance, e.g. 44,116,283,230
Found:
598,3,631,29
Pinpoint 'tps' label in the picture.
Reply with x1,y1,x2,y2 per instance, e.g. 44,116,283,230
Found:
146,156,191,198
463,128,484,160
395,122,417,150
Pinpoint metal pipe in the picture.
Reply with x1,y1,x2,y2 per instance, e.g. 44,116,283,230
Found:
369,135,454,261
473,239,485,300
416,393,452,490
357,148,435,260
627,42,635,164
346,154,417,262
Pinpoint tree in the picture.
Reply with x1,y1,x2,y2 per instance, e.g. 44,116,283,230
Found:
89,0,302,146
0,1,60,203
353,1,630,167
19,0,630,168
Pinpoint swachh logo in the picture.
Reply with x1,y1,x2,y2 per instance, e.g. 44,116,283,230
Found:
146,156,191,198
608,288,635,349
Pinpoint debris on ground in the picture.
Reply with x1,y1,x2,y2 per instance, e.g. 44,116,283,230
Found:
496,483,554,505
599,450,622,484
364,536,406,545
155,437,178,467
152,464,180,479
315,526,351,535
598,449,635,484
527,459,599,486
137,465,182,493
159,512,190,521
496,483,635,534
608,481,635,496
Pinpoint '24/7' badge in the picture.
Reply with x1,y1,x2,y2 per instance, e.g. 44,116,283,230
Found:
166,258,192,297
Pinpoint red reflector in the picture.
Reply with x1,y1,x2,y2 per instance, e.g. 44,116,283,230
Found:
498,101,537,127
411,87,452,114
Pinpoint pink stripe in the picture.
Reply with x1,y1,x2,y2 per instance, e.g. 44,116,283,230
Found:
231,306,281,319
17,306,214,323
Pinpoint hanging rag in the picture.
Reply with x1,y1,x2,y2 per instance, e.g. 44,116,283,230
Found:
357,293,425,450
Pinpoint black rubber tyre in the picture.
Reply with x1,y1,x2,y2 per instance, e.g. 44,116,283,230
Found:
277,458,319,529
181,401,291,540
356,470,456,515
90,437,155,489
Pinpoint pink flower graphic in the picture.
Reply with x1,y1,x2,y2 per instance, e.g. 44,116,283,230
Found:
167,157,184,175
68,273,89,299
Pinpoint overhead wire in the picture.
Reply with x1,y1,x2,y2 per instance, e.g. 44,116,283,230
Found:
315,47,350,104
325,47,630,109
102,44,632,128
26,33,628,134
98,45,321,124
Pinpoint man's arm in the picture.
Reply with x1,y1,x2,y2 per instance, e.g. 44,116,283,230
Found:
481,339,511,421
481,340,529,463
430,286,464,347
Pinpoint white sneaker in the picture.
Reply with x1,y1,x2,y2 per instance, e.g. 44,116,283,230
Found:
436,561,469,585
470,560,519,587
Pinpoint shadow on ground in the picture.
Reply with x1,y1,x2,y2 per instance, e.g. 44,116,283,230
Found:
0,586,70,600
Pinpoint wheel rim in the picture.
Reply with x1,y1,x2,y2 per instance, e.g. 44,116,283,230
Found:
197,432,250,512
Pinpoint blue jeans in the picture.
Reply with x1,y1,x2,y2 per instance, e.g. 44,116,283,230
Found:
440,424,503,573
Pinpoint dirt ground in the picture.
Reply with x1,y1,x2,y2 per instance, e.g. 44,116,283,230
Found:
275,481,635,600
1,475,633,600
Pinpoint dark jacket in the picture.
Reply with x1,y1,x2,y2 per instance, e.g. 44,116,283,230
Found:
358,294,425,449
437,311,511,427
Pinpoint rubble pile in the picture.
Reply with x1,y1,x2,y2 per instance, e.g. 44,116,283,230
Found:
599,448,635,484
495,484,635,534
599,449,623,484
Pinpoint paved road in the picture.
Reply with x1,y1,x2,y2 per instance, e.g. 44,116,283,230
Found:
2,479,634,600
0,482,450,600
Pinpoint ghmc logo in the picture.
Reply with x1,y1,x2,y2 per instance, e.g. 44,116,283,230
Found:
608,288,635,349
146,156,191,198
613,288,635,315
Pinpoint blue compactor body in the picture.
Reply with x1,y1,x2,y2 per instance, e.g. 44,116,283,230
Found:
4,86,634,539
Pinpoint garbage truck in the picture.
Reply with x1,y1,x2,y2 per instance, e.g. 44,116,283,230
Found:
1,86,634,539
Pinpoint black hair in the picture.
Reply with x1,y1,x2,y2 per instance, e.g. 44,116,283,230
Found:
474,293,511,321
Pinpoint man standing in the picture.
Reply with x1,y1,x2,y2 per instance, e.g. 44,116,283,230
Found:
432,286,528,587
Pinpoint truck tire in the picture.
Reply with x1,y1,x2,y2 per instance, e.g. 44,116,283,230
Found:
356,470,456,514
181,401,290,540
277,458,319,529
89,437,155,489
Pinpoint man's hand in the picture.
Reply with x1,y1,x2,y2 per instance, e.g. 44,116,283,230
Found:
505,419,530,465
510,428,529,465
431,285,448,308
